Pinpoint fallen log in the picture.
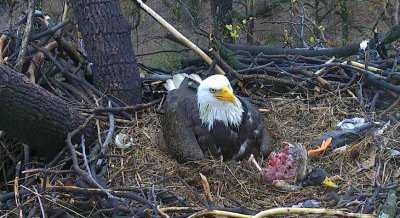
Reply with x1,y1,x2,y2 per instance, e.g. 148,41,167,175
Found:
0,64,93,158
222,25,400,58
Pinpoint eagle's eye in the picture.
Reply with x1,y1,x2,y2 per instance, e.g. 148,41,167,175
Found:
209,88,216,93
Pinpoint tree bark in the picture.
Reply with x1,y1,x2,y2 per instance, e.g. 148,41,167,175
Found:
69,0,142,105
0,64,91,158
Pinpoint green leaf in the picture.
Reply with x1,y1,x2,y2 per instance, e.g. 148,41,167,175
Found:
309,36,315,44
225,24,233,31
230,30,239,39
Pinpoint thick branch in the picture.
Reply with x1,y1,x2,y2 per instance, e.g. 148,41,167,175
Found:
223,25,400,58
0,64,92,158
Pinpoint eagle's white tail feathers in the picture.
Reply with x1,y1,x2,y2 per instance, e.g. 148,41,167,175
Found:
164,73,203,91
163,79,176,91
189,74,202,83
172,73,186,89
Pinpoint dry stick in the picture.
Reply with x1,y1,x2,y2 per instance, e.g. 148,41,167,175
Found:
242,74,308,92
14,162,23,218
345,61,383,73
236,62,275,73
49,185,152,206
188,210,251,218
27,41,58,83
315,56,336,75
159,207,203,213
18,185,86,218
93,98,162,114
135,0,225,74
209,49,243,79
30,43,131,118
32,187,46,218
378,97,400,117
96,102,115,166
15,0,35,71
155,176,208,207
0,35,8,63
65,115,118,201
312,56,335,89
66,116,155,211
188,208,376,218
22,168,75,174
209,49,308,91
80,134,119,202
30,20,69,41
254,208,376,218
199,173,214,206
156,206,171,218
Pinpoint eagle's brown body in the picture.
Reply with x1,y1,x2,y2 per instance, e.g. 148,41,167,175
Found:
162,83,273,163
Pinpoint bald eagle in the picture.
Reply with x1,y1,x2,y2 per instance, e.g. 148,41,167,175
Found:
162,74,272,163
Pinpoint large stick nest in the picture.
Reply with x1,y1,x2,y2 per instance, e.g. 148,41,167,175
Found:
0,2,399,218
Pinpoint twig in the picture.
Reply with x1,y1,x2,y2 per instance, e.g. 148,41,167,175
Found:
188,207,377,218
209,48,243,79
96,102,115,166
15,0,35,71
49,185,152,206
0,35,8,63
254,207,376,218
159,207,203,213
157,205,170,218
32,187,45,218
80,134,118,200
136,48,190,57
242,74,308,92
155,176,208,207
236,62,275,74
199,173,213,207
14,162,22,218
66,115,117,200
31,43,132,118
30,20,70,41
22,168,74,174
93,98,161,114
378,97,400,117
345,61,383,73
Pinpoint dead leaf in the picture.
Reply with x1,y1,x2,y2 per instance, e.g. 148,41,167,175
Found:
361,147,377,169
308,137,332,155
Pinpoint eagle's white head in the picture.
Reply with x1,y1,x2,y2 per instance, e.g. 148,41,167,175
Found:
197,75,244,130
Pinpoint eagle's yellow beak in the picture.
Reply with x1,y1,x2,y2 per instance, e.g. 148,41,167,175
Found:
322,177,338,188
214,86,235,103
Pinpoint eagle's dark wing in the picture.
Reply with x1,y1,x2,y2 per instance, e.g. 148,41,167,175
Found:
162,87,273,163
199,96,273,161
162,87,217,163
232,96,274,160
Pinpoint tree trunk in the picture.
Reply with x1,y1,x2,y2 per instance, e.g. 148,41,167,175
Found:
210,0,233,41
0,64,91,159
69,0,141,105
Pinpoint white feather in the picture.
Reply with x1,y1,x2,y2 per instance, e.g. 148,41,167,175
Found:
172,74,185,88
360,40,369,52
163,79,176,91
165,73,203,91
189,74,203,83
